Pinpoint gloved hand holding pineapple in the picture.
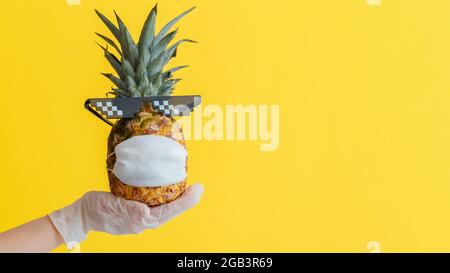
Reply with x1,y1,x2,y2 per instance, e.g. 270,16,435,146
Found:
1,186,203,252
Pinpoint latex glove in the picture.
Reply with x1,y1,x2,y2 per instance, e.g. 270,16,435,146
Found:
48,183,204,246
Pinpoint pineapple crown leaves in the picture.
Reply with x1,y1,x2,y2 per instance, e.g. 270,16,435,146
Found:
95,4,196,98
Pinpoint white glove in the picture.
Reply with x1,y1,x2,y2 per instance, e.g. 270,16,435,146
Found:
48,183,204,245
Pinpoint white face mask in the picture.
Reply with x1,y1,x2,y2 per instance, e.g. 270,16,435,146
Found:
108,135,187,187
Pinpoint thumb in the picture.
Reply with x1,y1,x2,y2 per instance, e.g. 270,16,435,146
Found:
152,183,204,225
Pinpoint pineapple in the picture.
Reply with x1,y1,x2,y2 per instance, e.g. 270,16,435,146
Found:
96,5,196,206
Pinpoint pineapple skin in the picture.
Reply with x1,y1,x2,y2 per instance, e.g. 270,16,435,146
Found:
107,102,187,207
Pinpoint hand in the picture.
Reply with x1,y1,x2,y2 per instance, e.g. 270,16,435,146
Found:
48,183,204,245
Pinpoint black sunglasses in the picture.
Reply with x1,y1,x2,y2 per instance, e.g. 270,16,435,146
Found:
85,95,202,126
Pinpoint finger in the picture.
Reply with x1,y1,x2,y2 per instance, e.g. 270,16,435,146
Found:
116,197,152,219
171,183,204,209
154,183,204,225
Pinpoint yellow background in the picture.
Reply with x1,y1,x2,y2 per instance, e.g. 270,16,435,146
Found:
1,0,450,252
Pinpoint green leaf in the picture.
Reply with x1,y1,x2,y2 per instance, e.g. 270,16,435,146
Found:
95,10,122,43
121,58,136,80
109,88,130,98
148,73,160,86
162,65,189,79
138,74,150,96
104,49,125,80
137,68,147,90
153,74,163,90
126,76,140,97
146,73,163,91
96,32,122,55
163,78,182,88
159,78,181,95
163,39,197,65
115,11,139,66
150,29,178,62
138,4,157,53
153,7,195,47
102,73,127,90
147,53,165,79
136,49,150,84
96,42,108,52
159,89,173,96
97,43,124,79
143,82,156,97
